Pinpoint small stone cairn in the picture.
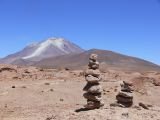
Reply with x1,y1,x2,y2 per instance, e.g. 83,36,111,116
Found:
116,81,133,107
83,54,104,109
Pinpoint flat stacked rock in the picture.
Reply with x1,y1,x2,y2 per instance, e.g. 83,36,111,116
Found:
116,81,133,107
83,54,104,109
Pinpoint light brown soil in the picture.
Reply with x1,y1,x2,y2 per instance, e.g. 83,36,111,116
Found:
0,64,160,120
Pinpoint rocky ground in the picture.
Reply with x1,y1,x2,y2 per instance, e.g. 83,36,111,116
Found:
0,64,160,120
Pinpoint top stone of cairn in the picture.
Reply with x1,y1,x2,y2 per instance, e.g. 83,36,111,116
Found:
89,54,98,61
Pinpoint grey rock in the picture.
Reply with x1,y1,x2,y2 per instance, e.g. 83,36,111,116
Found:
84,100,104,109
88,84,102,93
85,75,101,83
123,81,133,86
83,83,102,93
89,54,98,61
83,83,96,91
85,69,101,77
121,84,133,92
116,95,133,103
83,92,102,101
139,102,149,110
118,91,133,98
88,60,99,69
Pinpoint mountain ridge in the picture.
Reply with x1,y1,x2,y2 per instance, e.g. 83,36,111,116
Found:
34,49,160,71
0,38,160,72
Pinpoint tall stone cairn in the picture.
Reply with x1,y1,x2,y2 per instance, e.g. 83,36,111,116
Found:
116,81,133,107
83,54,104,109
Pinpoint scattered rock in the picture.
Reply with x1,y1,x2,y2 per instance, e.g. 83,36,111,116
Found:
12,76,19,79
45,115,56,120
114,89,117,92
12,86,16,88
4,104,7,108
122,112,129,118
0,67,17,73
133,105,141,110
139,102,149,110
45,83,50,85
49,89,54,92
65,67,70,71
39,68,44,71
153,79,160,86
21,86,27,88
24,70,30,74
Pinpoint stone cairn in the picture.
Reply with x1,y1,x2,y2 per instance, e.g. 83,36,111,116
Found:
83,54,104,109
116,81,133,107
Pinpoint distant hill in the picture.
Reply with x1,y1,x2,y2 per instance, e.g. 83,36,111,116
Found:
34,49,160,71
0,38,160,72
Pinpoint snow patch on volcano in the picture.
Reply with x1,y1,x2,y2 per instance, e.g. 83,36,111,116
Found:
23,38,67,59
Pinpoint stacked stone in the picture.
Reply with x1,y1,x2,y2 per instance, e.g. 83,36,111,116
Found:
116,81,133,107
83,54,104,109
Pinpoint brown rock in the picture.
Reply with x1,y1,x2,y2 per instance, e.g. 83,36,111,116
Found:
123,81,133,86
83,92,102,101
139,102,149,110
88,60,99,69
84,84,102,93
118,91,133,98
152,79,160,86
83,83,92,91
121,83,133,92
12,86,16,88
85,75,101,83
89,54,98,61
90,86,102,93
84,100,104,109
116,95,133,103
85,69,101,77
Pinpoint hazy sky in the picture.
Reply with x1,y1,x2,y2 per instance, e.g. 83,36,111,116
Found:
0,0,160,64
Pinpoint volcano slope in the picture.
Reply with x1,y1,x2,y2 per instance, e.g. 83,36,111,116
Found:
34,49,160,72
